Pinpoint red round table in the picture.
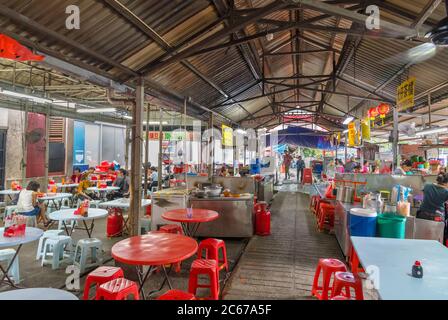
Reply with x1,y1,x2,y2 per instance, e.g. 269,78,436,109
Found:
112,232,197,299
162,208,219,237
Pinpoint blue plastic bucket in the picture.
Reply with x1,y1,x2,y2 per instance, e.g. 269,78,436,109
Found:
349,208,377,237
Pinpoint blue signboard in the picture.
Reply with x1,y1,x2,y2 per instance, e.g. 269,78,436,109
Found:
73,121,85,166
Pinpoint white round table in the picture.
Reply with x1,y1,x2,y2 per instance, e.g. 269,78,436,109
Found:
0,227,43,288
0,288,78,300
56,183,79,189
87,186,120,192
0,189,20,201
38,193,73,211
49,208,108,238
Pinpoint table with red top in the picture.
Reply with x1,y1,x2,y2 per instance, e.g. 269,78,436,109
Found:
162,208,219,237
111,232,198,299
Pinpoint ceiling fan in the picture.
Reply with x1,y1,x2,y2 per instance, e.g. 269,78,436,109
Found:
383,0,448,65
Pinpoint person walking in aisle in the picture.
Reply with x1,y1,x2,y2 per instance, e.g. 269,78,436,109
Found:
283,150,293,180
296,156,305,183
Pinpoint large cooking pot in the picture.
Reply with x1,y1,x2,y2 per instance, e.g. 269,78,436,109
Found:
336,186,345,202
204,185,222,197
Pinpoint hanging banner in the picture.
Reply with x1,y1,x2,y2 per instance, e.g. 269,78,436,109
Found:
348,122,356,147
361,117,371,141
397,77,416,110
222,124,233,147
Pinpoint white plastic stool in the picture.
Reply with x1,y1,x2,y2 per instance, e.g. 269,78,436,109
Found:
36,230,64,260
41,235,73,270
140,217,151,234
73,238,103,273
5,206,17,218
0,249,20,284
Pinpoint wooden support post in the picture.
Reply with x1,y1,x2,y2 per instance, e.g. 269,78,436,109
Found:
129,78,144,236
44,104,50,192
125,126,130,170
21,102,28,185
157,107,163,189
143,104,150,197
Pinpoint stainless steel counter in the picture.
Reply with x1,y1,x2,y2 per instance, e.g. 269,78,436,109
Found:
190,195,254,238
257,177,274,203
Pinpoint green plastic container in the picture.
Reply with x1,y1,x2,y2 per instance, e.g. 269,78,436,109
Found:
377,214,406,239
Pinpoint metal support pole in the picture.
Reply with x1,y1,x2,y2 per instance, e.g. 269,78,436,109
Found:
184,98,188,188
125,126,130,170
428,93,432,128
392,106,399,171
143,104,150,197
157,107,163,189
208,113,214,179
129,77,144,236
44,104,50,192
21,103,28,185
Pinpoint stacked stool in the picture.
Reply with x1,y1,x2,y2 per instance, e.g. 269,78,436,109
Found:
83,266,124,300
0,249,20,284
36,229,64,260
73,238,103,273
317,202,335,232
188,259,219,300
41,235,73,270
311,258,347,300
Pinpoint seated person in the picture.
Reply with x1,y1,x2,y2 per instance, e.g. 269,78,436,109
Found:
149,167,159,191
70,167,82,183
16,181,49,226
109,169,130,200
75,167,96,201
394,160,412,175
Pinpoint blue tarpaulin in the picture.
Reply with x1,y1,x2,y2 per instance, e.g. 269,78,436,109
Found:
267,126,341,150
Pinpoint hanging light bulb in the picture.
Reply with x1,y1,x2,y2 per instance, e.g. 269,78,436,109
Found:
266,33,274,41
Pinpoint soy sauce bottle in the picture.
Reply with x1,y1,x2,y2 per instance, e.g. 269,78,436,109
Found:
412,261,423,278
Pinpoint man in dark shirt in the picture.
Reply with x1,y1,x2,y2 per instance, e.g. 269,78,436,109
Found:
418,174,448,220
296,156,305,183
109,169,130,199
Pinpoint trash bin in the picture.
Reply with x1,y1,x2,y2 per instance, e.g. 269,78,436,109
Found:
349,208,377,237
377,214,406,239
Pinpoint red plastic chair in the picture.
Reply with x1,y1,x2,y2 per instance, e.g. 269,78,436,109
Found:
317,202,335,231
331,272,364,300
157,289,196,300
95,278,139,300
160,224,183,235
188,259,219,300
311,258,347,300
83,266,124,300
198,238,229,272
158,225,183,273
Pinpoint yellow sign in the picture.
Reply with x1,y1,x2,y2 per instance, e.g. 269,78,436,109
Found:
348,122,356,147
397,77,416,110
361,117,371,141
222,124,233,147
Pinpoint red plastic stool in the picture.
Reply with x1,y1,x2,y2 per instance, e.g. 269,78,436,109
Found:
198,238,229,272
348,246,364,275
95,278,140,300
310,195,320,215
83,266,124,300
160,224,183,235
157,289,196,300
311,258,347,300
331,272,364,300
188,259,219,300
331,295,351,300
158,226,183,273
317,203,335,231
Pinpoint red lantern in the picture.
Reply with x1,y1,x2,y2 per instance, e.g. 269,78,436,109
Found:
0,34,44,61
368,107,379,127
376,103,390,125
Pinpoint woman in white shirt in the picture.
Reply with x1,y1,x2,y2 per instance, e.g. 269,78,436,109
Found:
16,181,49,226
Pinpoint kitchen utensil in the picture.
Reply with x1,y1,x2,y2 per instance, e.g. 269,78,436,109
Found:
343,186,354,203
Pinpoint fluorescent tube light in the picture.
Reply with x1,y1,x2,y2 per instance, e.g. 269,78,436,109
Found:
235,129,247,134
415,127,448,136
77,107,117,113
343,116,354,125
143,121,168,125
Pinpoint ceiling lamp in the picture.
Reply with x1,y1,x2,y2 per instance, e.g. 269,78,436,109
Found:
77,107,117,113
342,116,354,125
415,127,448,136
